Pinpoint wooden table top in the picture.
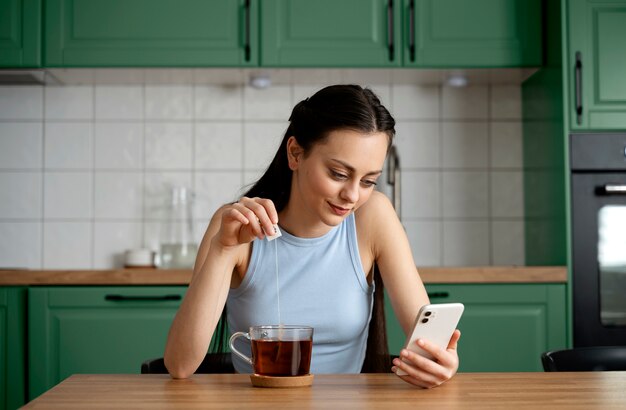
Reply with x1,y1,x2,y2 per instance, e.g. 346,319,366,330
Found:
0,266,567,285
23,372,626,409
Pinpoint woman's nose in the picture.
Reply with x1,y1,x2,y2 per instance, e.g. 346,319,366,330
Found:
340,181,359,203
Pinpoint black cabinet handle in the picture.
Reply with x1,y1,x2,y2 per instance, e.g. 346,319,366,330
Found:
387,0,394,61
427,292,450,299
575,51,583,125
409,0,415,62
105,294,182,302
244,0,251,62
596,184,626,195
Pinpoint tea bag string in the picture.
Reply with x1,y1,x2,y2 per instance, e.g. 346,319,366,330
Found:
275,238,282,326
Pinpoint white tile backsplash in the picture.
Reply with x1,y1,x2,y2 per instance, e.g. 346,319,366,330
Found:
442,86,488,120
43,221,92,269
194,85,243,120
0,122,43,169
443,220,490,265
44,172,93,219
490,122,523,168
94,172,143,219
0,75,525,268
394,121,440,169
491,86,522,120
243,122,288,170
95,86,143,120
94,122,143,170
0,222,42,269
0,86,43,120
145,86,193,120
392,85,440,120
45,86,93,120
93,221,143,268
442,122,489,169
145,123,192,169
401,171,441,218
195,122,243,170
0,172,42,218
44,123,93,169
442,171,489,218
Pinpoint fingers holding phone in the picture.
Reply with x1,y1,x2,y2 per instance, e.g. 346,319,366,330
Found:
392,303,464,388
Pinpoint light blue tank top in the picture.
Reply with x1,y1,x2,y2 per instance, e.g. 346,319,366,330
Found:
226,213,374,374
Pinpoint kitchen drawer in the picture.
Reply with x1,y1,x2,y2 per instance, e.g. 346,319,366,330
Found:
28,286,186,400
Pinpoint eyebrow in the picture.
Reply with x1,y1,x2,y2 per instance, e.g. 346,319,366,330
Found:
330,159,383,176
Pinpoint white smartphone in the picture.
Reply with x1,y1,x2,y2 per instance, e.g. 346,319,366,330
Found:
395,303,464,376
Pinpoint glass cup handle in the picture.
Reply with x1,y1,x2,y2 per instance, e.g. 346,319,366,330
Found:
229,331,253,366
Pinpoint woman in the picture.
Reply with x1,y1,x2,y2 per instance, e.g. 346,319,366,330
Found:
164,84,460,388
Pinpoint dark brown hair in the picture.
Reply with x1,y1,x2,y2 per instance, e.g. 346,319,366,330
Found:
211,84,395,373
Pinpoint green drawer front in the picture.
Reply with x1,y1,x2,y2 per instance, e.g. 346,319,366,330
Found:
28,286,186,400
385,284,567,372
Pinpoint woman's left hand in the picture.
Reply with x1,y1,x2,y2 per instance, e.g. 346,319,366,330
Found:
391,329,461,389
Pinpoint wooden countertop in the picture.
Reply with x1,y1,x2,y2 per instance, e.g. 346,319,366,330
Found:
23,373,626,409
0,266,566,285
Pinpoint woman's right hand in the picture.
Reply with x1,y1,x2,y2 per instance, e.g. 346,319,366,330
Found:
215,197,279,248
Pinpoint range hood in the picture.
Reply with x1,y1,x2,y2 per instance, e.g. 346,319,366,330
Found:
0,70,46,85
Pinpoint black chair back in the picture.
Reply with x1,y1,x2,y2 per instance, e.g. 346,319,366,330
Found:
542,346,626,372
141,353,235,374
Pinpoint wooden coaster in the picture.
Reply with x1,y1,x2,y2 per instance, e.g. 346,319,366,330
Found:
250,374,314,388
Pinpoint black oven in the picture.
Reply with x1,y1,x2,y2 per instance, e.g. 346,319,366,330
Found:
571,133,626,347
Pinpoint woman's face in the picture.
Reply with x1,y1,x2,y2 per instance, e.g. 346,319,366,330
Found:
288,129,389,230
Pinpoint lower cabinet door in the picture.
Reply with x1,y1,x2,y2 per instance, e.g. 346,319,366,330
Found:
0,287,27,410
28,286,186,400
386,283,567,372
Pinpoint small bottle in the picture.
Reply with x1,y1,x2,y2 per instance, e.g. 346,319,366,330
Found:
159,186,198,269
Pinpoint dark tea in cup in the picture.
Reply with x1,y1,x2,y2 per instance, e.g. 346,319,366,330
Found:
229,325,314,377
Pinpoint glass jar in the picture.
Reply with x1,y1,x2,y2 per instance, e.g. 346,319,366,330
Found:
159,186,198,269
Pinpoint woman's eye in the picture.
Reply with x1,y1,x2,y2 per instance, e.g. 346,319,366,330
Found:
331,171,348,180
362,180,377,187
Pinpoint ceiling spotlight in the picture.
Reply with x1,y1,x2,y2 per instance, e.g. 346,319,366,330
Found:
249,72,272,89
446,74,468,88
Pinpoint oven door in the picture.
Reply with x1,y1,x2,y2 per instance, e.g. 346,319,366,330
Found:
572,173,626,346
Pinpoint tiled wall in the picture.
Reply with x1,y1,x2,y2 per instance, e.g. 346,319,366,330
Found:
0,72,524,269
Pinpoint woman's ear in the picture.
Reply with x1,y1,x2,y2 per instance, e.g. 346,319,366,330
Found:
286,136,304,170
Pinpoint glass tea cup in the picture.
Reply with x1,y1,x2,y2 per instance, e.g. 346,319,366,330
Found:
229,325,314,377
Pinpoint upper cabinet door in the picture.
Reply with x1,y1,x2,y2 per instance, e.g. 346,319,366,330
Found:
261,0,402,67
404,0,542,67
44,0,258,67
0,0,41,67
569,0,626,130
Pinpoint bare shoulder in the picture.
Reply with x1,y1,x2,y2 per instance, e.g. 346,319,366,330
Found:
355,191,399,246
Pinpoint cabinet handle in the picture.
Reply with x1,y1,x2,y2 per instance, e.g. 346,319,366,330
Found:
596,184,626,195
427,292,450,299
575,51,583,125
244,0,251,62
387,0,394,61
105,294,182,302
409,0,415,62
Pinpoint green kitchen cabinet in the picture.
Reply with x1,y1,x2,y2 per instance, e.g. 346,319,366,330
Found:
404,0,543,67
385,284,567,372
28,286,185,400
262,0,542,68
44,0,258,67
0,287,27,410
568,0,626,129
0,0,41,67
261,0,402,67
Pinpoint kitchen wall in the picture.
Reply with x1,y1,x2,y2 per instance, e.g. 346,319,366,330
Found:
0,69,524,269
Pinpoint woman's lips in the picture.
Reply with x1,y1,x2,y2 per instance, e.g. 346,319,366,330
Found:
329,202,351,216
